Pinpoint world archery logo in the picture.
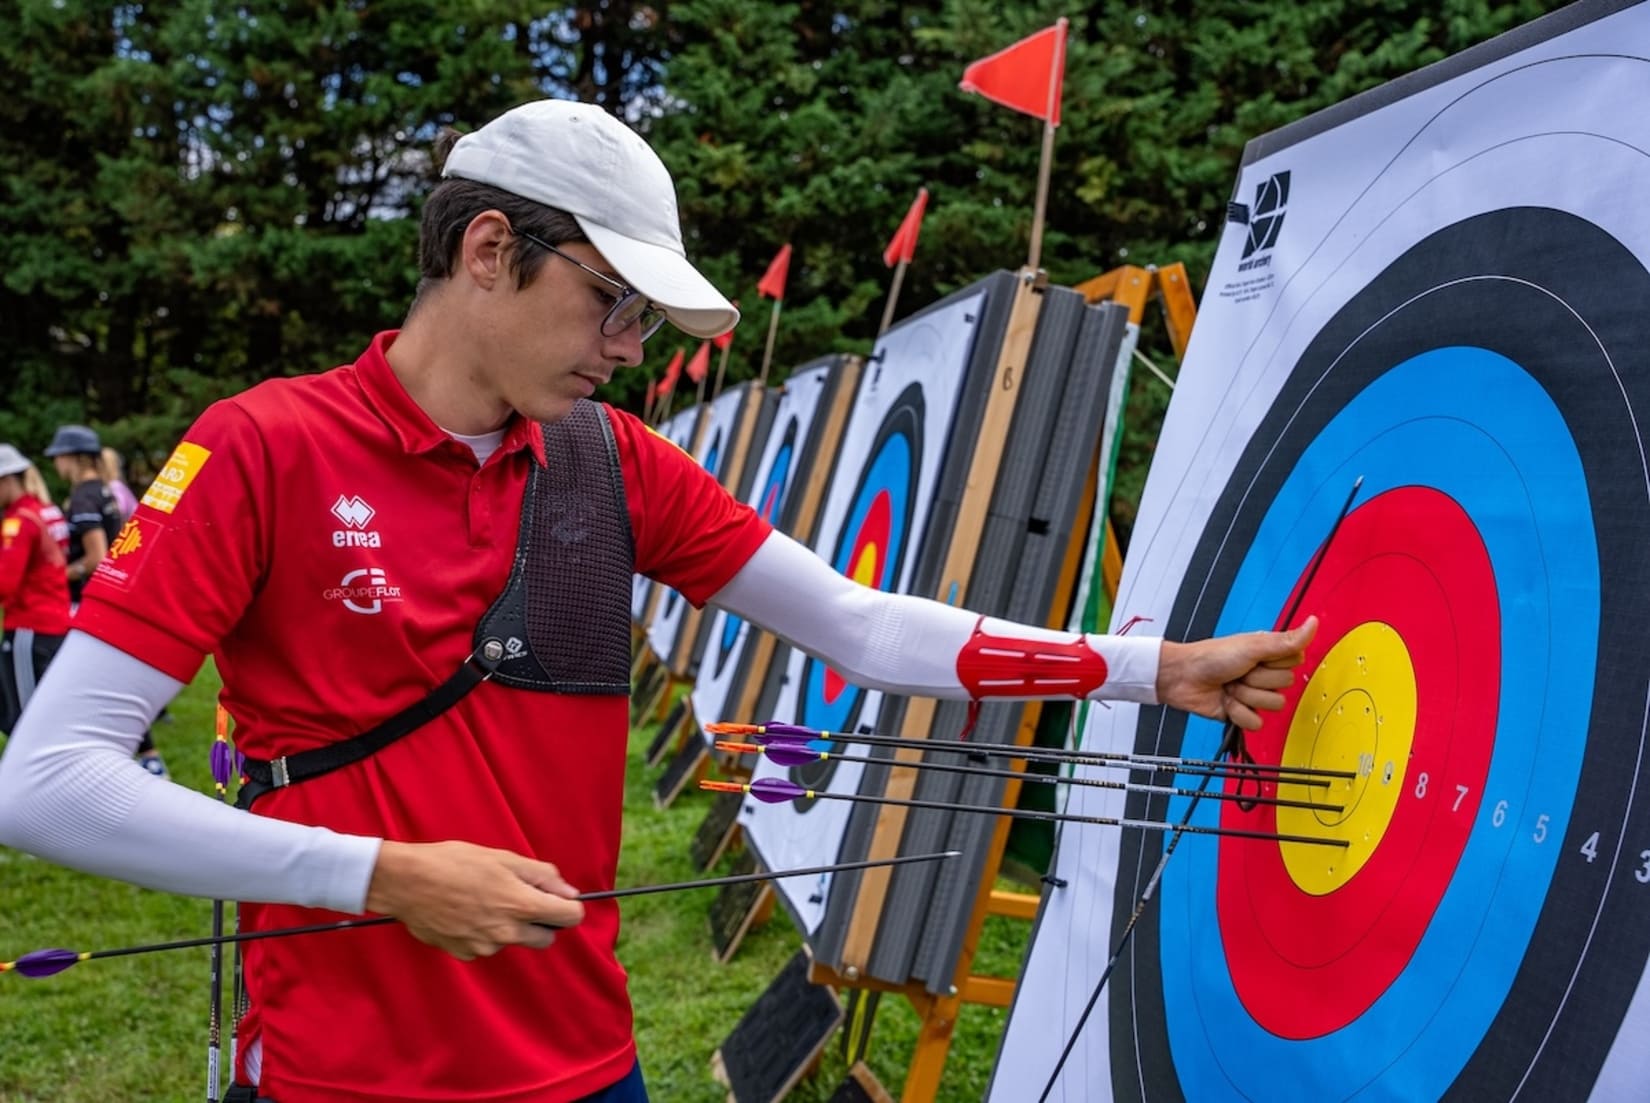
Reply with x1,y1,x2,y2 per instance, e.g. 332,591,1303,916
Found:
1236,171,1291,271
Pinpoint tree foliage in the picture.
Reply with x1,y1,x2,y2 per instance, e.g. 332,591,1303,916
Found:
1,0,1565,505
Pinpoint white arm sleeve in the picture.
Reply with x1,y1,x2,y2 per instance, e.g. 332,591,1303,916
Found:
709,531,1162,703
0,631,380,912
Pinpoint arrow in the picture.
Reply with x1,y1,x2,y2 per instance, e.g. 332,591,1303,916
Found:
206,705,235,1102
715,740,1343,814
705,721,1352,787
704,778,1348,849
0,851,960,979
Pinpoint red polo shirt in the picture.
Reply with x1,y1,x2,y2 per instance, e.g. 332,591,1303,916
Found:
76,332,770,1102
0,494,70,634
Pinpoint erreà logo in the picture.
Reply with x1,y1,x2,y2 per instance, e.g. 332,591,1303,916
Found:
331,495,375,528
331,494,382,547
1234,171,1290,271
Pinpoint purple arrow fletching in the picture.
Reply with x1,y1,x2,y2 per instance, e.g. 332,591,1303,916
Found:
761,722,816,739
209,741,236,787
763,741,823,767
748,777,807,804
12,948,81,978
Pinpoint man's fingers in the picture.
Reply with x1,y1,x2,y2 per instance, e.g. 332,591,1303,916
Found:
506,854,581,899
501,855,586,929
516,923,559,951
1228,683,1285,714
1240,665,1294,691
1225,697,1264,731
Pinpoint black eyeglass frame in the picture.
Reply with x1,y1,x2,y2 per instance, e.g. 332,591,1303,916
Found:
511,228,667,343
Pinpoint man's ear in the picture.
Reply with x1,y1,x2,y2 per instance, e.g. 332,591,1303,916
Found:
459,210,514,291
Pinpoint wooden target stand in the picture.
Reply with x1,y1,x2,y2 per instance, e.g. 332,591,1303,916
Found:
797,263,1196,1102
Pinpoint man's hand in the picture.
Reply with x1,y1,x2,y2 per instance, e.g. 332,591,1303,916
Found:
364,840,585,960
1155,616,1318,731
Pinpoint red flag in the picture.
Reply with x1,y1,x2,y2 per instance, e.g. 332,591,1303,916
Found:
757,243,792,300
685,341,712,384
882,188,930,268
657,347,685,397
712,300,739,351
959,18,1067,126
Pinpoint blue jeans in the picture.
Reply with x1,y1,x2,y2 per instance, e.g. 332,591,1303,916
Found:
579,1061,647,1102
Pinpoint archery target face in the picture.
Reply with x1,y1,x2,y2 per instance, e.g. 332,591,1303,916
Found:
995,16,1650,1102
711,414,796,681
660,419,721,623
1126,205,1650,1100
647,387,745,661
743,290,985,933
692,361,840,742
795,384,923,756
634,407,698,628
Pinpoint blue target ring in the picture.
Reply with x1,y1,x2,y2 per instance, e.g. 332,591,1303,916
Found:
1158,348,1596,1099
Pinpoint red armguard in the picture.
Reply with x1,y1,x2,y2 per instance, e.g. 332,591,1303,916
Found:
955,616,1108,699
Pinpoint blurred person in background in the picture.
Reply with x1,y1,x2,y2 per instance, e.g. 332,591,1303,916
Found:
99,446,139,520
0,444,69,735
43,425,168,776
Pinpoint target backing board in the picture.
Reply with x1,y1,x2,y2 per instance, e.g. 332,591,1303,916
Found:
692,357,856,741
741,284,991,934
645,388,745,664
815,295,1134,986
994,2,1650,1100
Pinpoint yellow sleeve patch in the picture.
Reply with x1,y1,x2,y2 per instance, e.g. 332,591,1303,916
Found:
140,442,212,515
644,424,691,458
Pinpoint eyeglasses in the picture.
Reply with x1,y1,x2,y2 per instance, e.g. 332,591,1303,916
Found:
512,228,667,343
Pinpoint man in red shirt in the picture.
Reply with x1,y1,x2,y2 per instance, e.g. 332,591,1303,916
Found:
0,101,1314,1102
0,443,70,735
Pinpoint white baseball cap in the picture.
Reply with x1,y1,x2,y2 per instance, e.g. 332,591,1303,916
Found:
441,99,739,340
0,444,31,479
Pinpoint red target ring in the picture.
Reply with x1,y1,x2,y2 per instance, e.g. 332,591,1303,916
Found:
1216,486,1499,1038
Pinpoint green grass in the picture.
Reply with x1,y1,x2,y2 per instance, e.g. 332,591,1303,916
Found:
0,670,1022,1100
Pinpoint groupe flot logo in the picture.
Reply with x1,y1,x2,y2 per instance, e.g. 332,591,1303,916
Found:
331,493,382,547
322,566,403,615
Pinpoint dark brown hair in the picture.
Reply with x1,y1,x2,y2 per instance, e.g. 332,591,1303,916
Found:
409,127,586,310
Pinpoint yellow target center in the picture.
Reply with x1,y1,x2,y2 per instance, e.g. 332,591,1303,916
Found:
1277,621,1417,895
850,544,881,587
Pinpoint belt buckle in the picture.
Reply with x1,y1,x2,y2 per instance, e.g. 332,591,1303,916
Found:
271,756,291,788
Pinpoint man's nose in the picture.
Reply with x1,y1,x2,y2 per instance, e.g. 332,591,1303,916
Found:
605,323,645,369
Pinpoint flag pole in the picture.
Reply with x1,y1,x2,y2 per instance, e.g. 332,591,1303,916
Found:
1027,120,1057,272
758,299,783,388
1026,18,1067,272
711,344,733,401
878,257,909,337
